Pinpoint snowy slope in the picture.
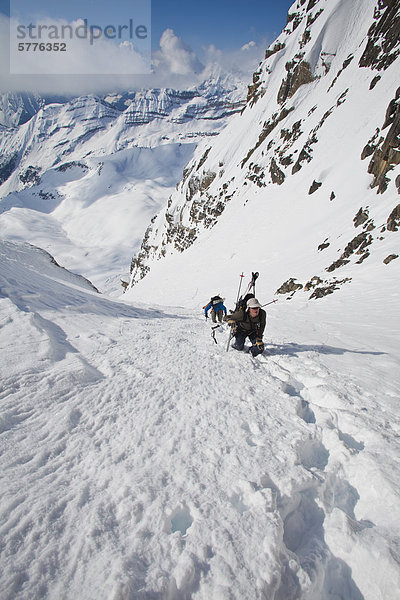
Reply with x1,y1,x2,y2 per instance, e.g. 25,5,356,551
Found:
127,0,400,308
0,77,245,293
1,240,399,600
1,1,400,598
0,92,46,128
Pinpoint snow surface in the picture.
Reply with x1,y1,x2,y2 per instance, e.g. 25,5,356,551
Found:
1,0,400,598
1,236,399,599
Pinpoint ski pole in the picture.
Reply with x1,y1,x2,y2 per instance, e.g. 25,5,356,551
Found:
227,272,244,352
261,299,278,307
236,272,245,304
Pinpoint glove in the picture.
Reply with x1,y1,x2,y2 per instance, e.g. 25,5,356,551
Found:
226,319,236,327
256,339,264,351
205,314,208,320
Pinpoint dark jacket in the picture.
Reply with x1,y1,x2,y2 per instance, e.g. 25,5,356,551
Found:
225,308,266,338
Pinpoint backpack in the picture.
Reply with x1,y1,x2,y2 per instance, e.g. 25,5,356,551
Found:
211,295,223,306
203,295,223,310
235,293,255,312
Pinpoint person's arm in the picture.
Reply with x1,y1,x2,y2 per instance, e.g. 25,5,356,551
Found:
258,310,267,337
224,308,244,323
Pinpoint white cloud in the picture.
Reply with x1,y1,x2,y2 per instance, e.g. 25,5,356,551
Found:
241,40,256,51
8,17,150,76
0,15,267,96
153,29,204,76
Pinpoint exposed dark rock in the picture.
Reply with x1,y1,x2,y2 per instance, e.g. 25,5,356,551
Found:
281,120,302,143
292,146,313,174
342,232,373,258
246,69,265,107
276,278,303,294
356,251,370,264
362,141,379,160
306,8,324,27
300,29,311,49
367,88,400,193
309,180,322,194
364,221,376,232
38,190,56,200
247,163,266,187
327,231,374,272
270,158,285,185
309,277,351,299
359,0,400,71
182,163,195,185
330,192,336,200
326,258,350,272
304,276,323,291
396,174,400,193
19,165,41,186
370,75,381,89
186,171,216,202
306,0,319,11
265,42,285,60
130,220,155,280
287,12,303,32
278,61,314,104
387,204,400,231
197,148,211,171
336,89,349,107
383,254,398,264
318,240,330,251
241,107,294,167
0,152,18,185
353,207,369,227
56,161,88,173
280,155,294,166
327,55,353,91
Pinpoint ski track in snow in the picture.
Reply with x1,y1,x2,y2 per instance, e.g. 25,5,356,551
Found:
1,268,399,600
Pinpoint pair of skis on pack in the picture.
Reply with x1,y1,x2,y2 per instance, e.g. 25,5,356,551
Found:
225,271,259,352
208,271,277,353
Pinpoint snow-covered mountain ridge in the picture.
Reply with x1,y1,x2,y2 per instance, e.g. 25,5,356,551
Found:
1,2,400,598
0,75,246,292
0,76,246,195
127,0,399,306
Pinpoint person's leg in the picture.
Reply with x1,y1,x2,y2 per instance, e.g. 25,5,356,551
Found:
249,334,264,357
232,329,246,351
211,309,217,323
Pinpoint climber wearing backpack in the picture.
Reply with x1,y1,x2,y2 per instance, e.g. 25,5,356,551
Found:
204,295,227,323
225,297,266,357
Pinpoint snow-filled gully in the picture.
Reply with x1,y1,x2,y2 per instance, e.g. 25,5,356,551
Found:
1,281,399,599
250,352,365,599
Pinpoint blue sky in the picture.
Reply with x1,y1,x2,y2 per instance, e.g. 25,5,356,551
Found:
0,0,294,93
2,0,293,54
151,0,293,55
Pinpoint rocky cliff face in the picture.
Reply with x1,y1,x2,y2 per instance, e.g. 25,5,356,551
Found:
0,93,45,128
128,0,400,301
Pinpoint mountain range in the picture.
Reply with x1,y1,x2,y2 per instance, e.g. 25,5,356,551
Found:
1,1,400,598
0,73,247,291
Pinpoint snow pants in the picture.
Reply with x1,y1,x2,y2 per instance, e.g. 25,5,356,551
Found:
232,330,264,357
211,309,224,323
